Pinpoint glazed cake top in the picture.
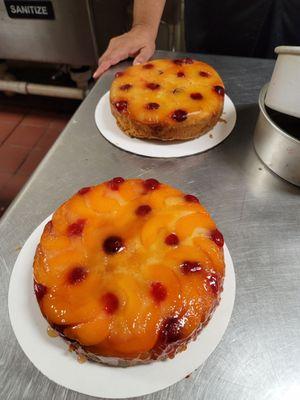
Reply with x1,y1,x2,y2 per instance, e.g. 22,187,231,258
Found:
34,178,225,358
110,58,225,125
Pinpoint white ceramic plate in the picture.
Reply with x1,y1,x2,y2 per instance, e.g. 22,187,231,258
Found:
95,91,236,158
8,215,235,399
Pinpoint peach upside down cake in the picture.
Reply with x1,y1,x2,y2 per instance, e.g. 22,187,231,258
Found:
33,178,225,366
110,58,225,141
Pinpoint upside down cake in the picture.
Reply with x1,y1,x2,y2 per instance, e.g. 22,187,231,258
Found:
33,178,225,366
110,58,225,141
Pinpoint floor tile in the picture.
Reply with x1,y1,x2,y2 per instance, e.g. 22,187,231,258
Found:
0,172,12,189
18,148,47,176
6,124,46,148
0,144,29,174
49,116,69,131
21,112,52,127
0,107,25,124
0,121,19,144
0,173,29,202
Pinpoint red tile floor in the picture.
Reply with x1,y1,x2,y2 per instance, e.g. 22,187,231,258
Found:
0,101,76,217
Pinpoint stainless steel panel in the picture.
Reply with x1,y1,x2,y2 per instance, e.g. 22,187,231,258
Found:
1,51,300,400
0,0,97,65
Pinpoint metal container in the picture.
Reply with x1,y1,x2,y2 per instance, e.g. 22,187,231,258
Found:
253,84,300,186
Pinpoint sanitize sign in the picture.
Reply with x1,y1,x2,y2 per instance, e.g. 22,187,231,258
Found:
5,1,55,19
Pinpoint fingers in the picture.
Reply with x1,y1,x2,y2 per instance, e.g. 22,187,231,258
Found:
133,45,155,65
93,60,112,79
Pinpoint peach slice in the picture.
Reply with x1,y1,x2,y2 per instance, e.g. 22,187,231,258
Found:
141,215,171,247
64,316,109,346
175,213,216,239
193,236,225,275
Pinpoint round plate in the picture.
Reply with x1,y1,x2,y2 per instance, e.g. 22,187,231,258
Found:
95,91,236,158
8,215,235,399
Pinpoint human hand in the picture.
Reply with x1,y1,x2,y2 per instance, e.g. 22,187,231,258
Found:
93,25,156,79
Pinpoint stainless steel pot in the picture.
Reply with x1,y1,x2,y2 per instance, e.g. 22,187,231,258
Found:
253,84,300,186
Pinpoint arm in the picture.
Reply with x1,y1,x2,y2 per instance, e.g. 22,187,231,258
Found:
93,0,166,78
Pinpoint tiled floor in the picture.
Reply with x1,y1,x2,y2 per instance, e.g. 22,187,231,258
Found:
0,104,72,217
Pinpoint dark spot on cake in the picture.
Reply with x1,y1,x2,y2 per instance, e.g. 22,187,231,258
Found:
158,69,164,75
199,71,210,77
144,178,160,191
143,63,154,69
34,281,47,302
146,102,160,110
103,236,125,254
172,88,183,94
184,194,199,203
102,292,119,314
78,187,91,195
107,177,125,191
190,92,203,100
135,204,152,216
171,109,187,122
165,233,179,246
114,100,128,113
214,86,225,96
68,266,88,285
146,82,160,90
151,282,167,302
159,317,183,344
67,219,85,237
120,84,132,91
173,58,193,65
211,229,224,247
180,261,202,274
177,71,185,77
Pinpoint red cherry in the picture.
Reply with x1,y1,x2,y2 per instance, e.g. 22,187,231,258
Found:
171,109,187,122
102,292,119,314
144,178,160,191
199,71,210,77
115,71,124,78
78,187,91,195
107,177,125,191
190,92,203,100
180,261,202,274
135,204,152,216
34,281,47,302
114,100,128,113
165,233,179,246
151,282,167,302
146,82,160,90
68,266,87,285
67,219,85,237
146,102,160,110
159,317,183,344
177,71,185,77
184,194,199,203
214,86,225,96
103,236,125,254
206,273,219,295
143,63,154,69
120,84,132,91
211,229,224,247
174,58,193,65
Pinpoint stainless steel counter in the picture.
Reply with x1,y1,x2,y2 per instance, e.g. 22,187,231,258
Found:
1,50,300,400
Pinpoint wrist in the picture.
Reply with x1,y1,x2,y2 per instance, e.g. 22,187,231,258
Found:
131,23,157,40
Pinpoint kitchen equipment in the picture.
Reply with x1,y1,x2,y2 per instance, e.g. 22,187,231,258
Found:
265,46,300,118
254,84,300,186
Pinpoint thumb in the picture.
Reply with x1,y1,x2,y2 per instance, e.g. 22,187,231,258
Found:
133,46,153,65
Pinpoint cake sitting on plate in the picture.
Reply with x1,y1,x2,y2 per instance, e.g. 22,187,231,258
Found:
110,59,225,141
33,178,225,366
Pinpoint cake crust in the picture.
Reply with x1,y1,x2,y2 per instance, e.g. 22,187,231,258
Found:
109,59,225,141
